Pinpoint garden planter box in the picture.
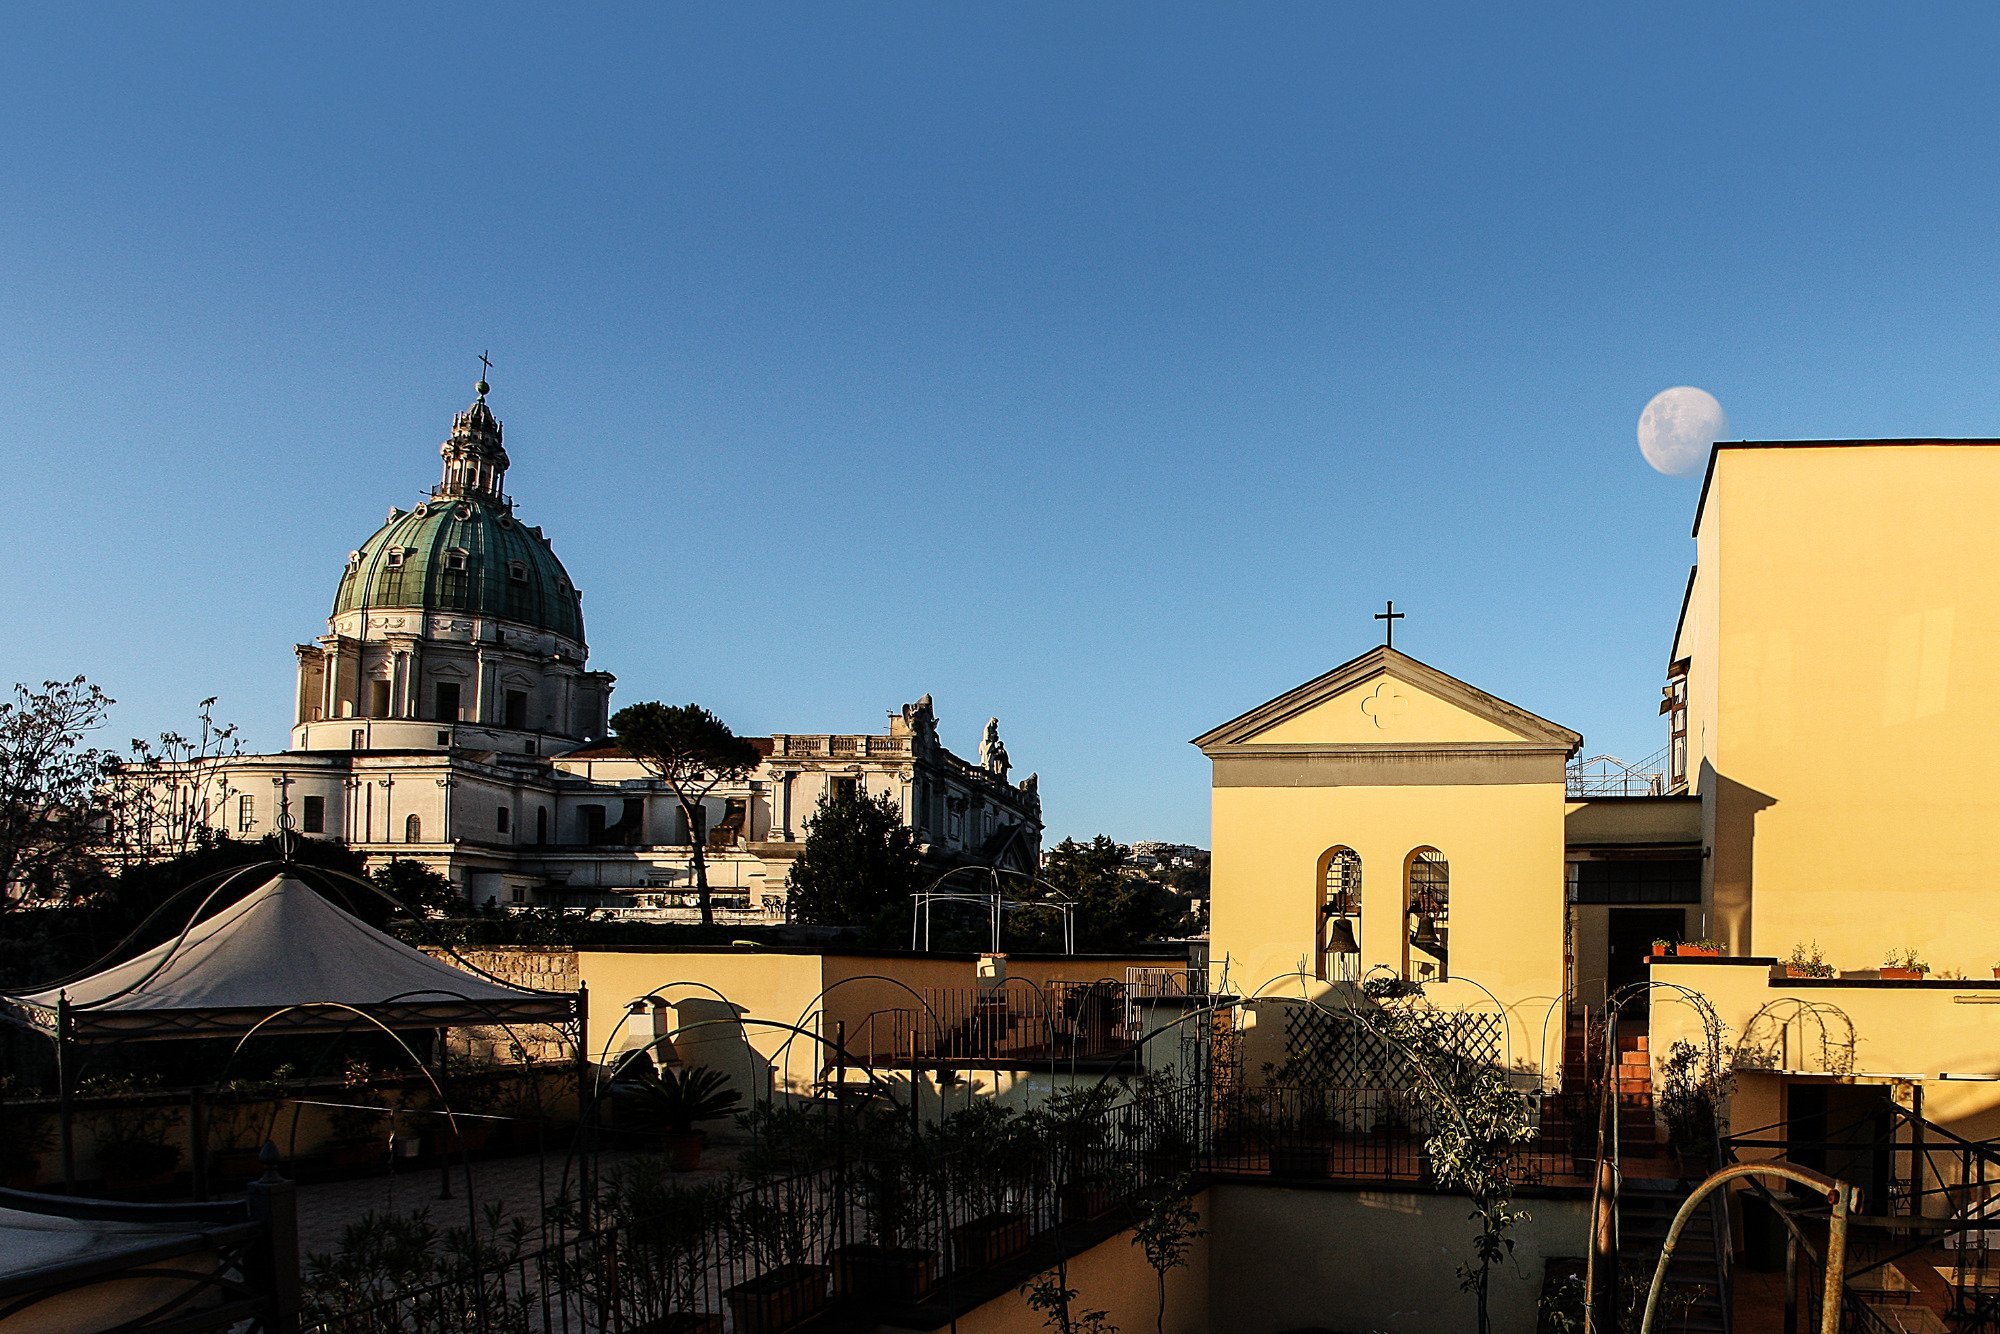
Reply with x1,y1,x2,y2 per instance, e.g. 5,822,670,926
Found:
1268,1144,1330,1180
1059,1182,1117,1221
1676,946,1721,958
832,1243,938,1303
950,1211,1030,1270
211,1147,265,1183
723,1263,829,1334
628,1314,725,1334
1879,967,1926,981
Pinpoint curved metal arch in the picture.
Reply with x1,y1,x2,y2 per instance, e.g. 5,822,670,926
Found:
1733,996,1858,1076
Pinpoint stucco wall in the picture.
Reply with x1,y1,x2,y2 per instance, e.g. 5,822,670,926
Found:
890,1192,1213,1334
1211,778,1568,1080
1205,1184,1588,1334
1691,445,2000,972
1650,959,2000,1138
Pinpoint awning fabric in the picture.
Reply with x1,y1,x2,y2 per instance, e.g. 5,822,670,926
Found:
6,872,574,1041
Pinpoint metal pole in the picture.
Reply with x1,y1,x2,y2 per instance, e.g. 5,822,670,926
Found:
1638,1161,1852,1334
56,996,75,1191
1783,1230,1798,1334
191,1085,209,1201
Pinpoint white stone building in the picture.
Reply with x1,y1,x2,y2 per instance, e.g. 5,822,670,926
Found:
114,383,1043,921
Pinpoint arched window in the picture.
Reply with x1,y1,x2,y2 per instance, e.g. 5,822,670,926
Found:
405,813,422,844
1404,847,1449,981
1316,847,1362,982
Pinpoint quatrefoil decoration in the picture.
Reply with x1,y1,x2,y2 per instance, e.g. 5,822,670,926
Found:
1360,682,1409,730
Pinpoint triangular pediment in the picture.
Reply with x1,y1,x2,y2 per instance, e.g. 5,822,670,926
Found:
1192,647,1580,752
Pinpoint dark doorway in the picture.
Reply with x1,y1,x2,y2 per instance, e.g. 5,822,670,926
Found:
1607,908,1685,1012
1788,1082,1895,1213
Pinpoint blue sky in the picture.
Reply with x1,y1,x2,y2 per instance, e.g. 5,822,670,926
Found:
5,6,1999,845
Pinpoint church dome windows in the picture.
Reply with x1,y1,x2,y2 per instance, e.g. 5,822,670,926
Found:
507,560,529,583
385,547,406,569
444,548,469,572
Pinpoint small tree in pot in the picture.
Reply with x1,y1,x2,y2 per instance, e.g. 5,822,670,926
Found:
725,1182,830,1333
625,1064,742,1170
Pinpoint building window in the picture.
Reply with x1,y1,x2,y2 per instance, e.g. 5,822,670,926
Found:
301,795,326,834
385,548,405,568
829,776,859,803
1317,847,1362,983
508,560,529,583
405,813,422,843
350,728,366,751
434,680,461,721
444,548,468,572
581,804,607,844
369,679,392,718
497,806,510,835
237,794,256,833
1404,847,1449,981
1662,663,1689,793
504,689,529,730
536,807,548,844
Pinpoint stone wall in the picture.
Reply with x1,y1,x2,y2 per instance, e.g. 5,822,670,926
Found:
425,945,578,1065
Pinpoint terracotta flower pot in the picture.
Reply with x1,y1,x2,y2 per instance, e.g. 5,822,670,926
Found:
1059,1181,1117,1221
832,1243,939,1303
1677,945,1720,958
628,1314,724,1334
663,1130,705,1171
1879,967,1924,981
723,1262,829,1334
949,1210,1030,1269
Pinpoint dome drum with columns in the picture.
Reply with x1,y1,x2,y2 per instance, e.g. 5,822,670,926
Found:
293,384,614,756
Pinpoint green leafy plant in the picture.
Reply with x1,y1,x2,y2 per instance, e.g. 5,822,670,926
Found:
1883,948,1931,975
1024,1267,1118,1334
1131,1177,1203,1334
595,1159,732,1321
1658,1038,1731,1167
625,1064,743,1135
1785,941,1835,978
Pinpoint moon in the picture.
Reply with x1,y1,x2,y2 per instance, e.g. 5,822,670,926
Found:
1637,386,1728,476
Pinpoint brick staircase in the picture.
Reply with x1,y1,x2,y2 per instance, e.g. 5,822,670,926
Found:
1562,1016,1662,1158
1563,1013,1730,1333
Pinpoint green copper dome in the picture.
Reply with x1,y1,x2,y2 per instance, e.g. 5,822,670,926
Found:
331,390,585,644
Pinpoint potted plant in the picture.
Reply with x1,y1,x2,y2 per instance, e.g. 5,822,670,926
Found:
1880,949,1931,981
96,1100,184,1193
1649,937,1679,960
937,1101,1033,1270
597,1159,730,1333
725,1186,830,1333
0,1100,53,1189
1677,938,1723,959
209,1076,284,1183
832,1149,939,1305
1780,942,1835,980
1267,1085,1332,1181
1031,1083,1125,1222
324,1060,391,1170
624,1064,742,1170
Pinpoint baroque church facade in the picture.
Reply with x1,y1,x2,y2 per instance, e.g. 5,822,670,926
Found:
122,382,1043,919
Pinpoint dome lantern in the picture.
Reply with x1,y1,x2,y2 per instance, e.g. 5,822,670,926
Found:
437,380,510,502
